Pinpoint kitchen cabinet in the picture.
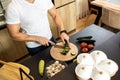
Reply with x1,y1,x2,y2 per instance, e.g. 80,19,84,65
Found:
49,0,76,38
54,0,75,7
102,8,120,30
0,28,28,62
91,0,120,30
57,2,76,33
0,42,5,61
48,15,59,38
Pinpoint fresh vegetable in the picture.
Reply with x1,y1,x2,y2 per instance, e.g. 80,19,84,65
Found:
81,47,89,53
60,40,70,55
80,42,88,48
87,44,94,50
78,36,95,53
76,36,93,40
60,46,70,55
46,61,65,78
73,59,77,63
38,60,45,76
78,39,96,44
71,52,76,56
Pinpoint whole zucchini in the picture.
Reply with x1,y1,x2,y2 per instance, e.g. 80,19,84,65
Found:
76,36,93,40
78,39,96,44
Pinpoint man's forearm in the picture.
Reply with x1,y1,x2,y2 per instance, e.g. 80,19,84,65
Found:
10,32,52,46
54,14,65,31
49,7,65,32
10,32,39,42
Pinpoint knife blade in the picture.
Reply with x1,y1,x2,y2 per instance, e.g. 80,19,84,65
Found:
53,44,65,48
50,42,65,49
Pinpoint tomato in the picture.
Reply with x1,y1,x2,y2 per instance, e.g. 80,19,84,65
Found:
80,42,88,48
87,44,94,50
81,47,89,53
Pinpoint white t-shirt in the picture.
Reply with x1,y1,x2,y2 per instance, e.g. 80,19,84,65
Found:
5,0,54,48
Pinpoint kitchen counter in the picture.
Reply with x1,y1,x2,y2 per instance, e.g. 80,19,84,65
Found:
51,31,120,80
91,0,120,13
22,24,116,80
91,0,120,30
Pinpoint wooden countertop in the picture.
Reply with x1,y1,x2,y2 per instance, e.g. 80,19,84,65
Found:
91,0,120,13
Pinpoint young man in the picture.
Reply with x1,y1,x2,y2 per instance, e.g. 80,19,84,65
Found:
5,0,69,56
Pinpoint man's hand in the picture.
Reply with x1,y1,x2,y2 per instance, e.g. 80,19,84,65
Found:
48,7,69,43
35,36,53,46
60,32,69,43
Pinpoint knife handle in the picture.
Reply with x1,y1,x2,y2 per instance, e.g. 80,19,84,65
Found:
64,39,69,47
49,41,56,46
64,39,67,43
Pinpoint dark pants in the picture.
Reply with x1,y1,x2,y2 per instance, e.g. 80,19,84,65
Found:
27,37,57,56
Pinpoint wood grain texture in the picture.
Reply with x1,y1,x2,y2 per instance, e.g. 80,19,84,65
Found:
54,0,75,7
49,1,76,38
50,42,78,61
0,29,28,61
0,61,34,80
57,2,76,33
91,0,120,12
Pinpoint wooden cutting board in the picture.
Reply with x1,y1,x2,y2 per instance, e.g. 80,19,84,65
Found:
50,42,78,61
0,60,34,80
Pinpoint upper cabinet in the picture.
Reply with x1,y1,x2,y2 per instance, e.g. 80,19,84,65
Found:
54,0,75,7
49,0,76,38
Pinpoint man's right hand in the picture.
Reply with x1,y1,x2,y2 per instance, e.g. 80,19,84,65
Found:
35,36,53,46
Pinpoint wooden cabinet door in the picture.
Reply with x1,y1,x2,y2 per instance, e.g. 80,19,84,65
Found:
0,42,6,61
102,8,120,30
0,29,28,61
48,15,59,39
54,0,75,7
49,1,76,39
57,2,76,33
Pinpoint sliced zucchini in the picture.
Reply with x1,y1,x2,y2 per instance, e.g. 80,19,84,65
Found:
71,52,76,56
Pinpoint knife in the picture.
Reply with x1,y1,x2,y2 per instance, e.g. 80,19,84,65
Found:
50,42,65,49
64,39,70,48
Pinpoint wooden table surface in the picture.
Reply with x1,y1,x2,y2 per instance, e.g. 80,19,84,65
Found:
22,24,116,80
91,0,120,13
